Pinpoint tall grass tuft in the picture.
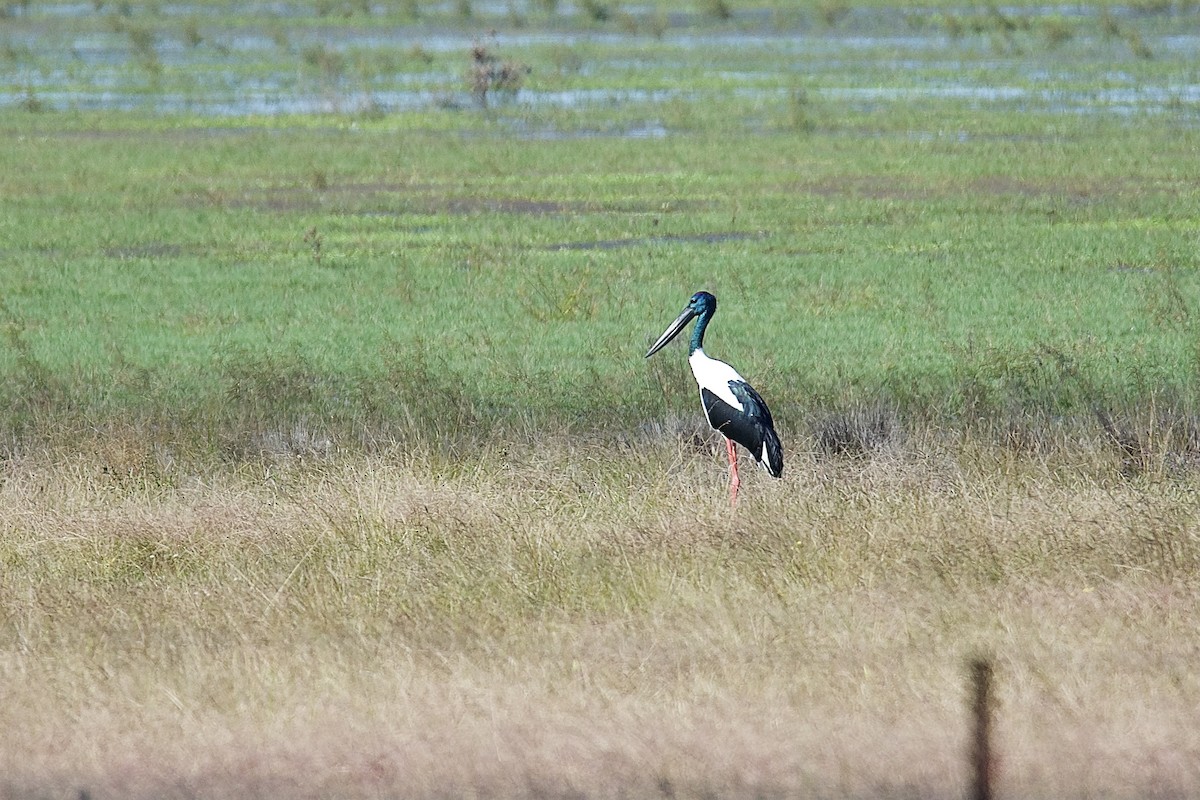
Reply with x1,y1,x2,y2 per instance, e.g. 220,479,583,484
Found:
2,434,1199,798
812,403,901,458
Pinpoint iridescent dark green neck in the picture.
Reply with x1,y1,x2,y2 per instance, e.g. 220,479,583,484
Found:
689,309,712,354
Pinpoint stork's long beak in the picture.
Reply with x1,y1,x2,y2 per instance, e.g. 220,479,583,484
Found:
644,307,696,358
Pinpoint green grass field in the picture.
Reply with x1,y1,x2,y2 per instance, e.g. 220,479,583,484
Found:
3,118,1198,452
2,2,1200,798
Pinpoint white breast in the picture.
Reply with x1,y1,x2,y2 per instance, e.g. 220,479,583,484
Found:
688,348,746,411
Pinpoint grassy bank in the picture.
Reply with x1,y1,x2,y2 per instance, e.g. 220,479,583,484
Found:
2,118,1200,459
2,440,1198,799
2,3,1200,458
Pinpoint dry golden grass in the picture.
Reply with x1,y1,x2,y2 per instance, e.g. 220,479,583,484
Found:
2,430,1198,799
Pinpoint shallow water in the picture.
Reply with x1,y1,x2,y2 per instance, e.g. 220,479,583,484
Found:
2,2,1198,125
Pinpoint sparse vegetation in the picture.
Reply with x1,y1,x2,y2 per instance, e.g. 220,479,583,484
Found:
0,0,31,18
316,0,373,17
699,0,733,21
580,0,613,23
16,84,45,112
1039,14,1074,47
302,42,346,78
468,36,531,108
1125,26,1155,58
269,23,290,51
1,436,1198,799
181,15,202,47
1099,7,1122,38
787,84,818,131
302,225,324,265
817,0,851,27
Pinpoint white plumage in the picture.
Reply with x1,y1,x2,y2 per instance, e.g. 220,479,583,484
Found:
689,348,745,411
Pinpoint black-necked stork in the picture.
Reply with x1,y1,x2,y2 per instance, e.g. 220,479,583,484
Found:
645,291,783,504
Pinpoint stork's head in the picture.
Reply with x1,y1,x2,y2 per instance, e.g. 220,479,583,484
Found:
687,291,717,316
645,290,718,359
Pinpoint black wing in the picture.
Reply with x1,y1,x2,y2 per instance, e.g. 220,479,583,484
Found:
729,381,776,428
700,381,783,478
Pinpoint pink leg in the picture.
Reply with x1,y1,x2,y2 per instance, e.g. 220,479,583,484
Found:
726,437,740,506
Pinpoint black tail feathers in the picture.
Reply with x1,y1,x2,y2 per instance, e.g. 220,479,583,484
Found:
759,426,783,478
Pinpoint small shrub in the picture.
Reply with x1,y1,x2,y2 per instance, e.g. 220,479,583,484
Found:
269,25,290,51
1040,16,1074,48
302,43,345,78
787,86,817,133
580,0,612,22
549,45,583,75
18,85,47,112
1095,405,1200,477
127,23,155,53
407,43,433,65
1,39,31,64
181,16,202,48
303,225,323,266
646,9,669,38
1099,8,1121,38
813,404,902,459
700,0,732,21
986,5,1021,34
468,37,531,109
1125,28,1154,59
941,12,965,38
818,0,850,27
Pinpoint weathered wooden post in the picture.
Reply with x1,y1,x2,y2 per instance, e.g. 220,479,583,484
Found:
969,657,994,800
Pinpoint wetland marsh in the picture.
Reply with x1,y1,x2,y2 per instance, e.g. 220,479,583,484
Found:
2,2,1200,798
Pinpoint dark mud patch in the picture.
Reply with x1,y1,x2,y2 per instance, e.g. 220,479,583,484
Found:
217,182,436,214
546,231,767,251
35,126,289,141
798,174,1178,203
103,243,187,260
214,183,705,217
440,198,593,215
800,175,932,202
